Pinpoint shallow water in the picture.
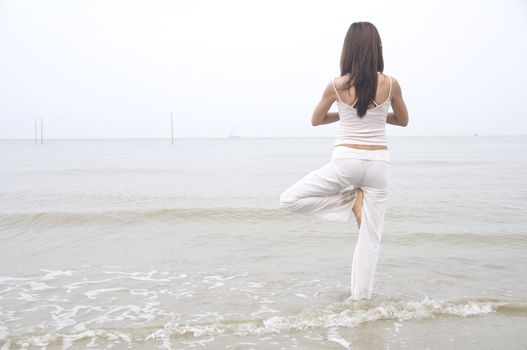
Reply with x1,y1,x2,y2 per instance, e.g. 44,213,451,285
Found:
1,136,526,349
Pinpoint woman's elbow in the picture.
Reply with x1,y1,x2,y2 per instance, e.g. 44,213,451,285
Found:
399,115,409,127
311,116,322,126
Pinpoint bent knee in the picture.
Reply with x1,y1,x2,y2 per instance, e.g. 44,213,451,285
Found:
279,191,297,209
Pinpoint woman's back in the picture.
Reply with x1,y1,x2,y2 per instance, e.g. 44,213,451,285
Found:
333,73,392,111
332,73,393,146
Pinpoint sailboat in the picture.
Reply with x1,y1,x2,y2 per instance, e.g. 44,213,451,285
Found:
228,127,240,139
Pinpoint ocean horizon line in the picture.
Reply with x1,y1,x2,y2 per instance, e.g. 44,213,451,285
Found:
1,134,526,141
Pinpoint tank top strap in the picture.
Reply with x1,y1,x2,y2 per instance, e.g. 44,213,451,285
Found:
387,75,393,100
331,78,342,102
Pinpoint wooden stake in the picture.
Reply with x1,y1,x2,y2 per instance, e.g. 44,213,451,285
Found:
40,117,43,144
171,112,174,144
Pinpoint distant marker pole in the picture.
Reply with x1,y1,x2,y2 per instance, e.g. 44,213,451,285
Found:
34,118,38,144
171,112,174,144
41,116,43,144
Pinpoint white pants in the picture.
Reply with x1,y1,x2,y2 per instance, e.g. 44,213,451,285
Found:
279,146,391,300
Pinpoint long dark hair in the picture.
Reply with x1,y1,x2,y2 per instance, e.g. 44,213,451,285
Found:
340,22,384,117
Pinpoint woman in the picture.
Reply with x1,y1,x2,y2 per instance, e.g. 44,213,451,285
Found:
279,22,409,300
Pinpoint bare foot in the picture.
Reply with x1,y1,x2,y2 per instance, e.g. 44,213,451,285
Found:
352,188,364,229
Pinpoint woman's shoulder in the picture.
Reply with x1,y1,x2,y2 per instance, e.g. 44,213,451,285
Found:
331,73,399,89
379,73,401,87
332,72,397,85
381,74,402,97
332,74,351,88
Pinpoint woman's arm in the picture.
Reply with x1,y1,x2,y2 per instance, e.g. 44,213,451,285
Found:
387,112,405,126
386,77,409,127
311,81,339,126
317,112,340,125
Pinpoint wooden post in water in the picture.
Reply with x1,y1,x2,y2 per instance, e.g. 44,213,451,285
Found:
40,117,44,144
34,118,38,144
171,112,174,144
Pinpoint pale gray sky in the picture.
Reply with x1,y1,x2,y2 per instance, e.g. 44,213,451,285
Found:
1,0,526,139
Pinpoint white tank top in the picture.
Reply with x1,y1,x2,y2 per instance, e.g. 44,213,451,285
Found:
332,74,392,146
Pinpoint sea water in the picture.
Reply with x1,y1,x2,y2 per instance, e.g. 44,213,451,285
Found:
0,136,526,349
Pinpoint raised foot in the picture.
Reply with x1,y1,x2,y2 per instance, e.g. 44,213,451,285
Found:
352,188,364,229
